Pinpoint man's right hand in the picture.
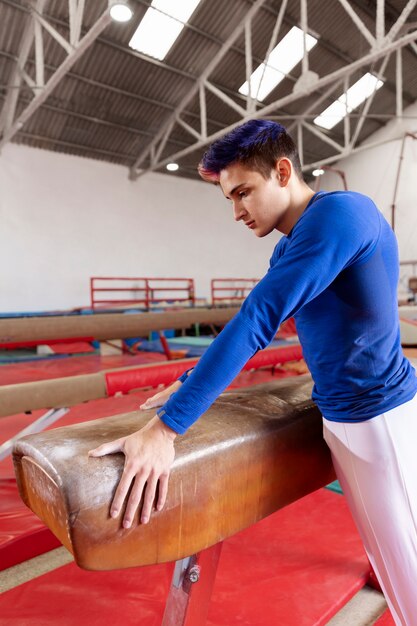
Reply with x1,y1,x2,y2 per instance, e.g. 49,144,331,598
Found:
140,380,182,410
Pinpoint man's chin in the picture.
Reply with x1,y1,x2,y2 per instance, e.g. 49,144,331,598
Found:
253,226,272,238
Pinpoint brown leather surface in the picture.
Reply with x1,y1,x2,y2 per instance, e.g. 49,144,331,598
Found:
13,375,335,571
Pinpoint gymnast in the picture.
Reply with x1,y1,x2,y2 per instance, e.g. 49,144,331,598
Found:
89,119,417,625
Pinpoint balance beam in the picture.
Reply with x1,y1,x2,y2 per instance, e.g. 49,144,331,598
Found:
13,375,334,571
0,344,303,418
0,307,239,346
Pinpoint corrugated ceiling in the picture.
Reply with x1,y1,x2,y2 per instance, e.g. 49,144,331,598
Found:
0,0,416,180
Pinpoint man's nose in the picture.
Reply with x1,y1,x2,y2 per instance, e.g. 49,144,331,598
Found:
233,202,246,222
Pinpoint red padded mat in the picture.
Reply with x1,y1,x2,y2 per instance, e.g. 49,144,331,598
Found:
0,351,165,385
374,610,395,625
0,489,369,626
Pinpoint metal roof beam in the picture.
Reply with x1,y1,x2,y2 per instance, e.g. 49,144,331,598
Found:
69,0,85,47
301,121,345,153
396,48,403,117
3,0,413,129
33,10,73,55
349,53,391,150
204,80,246,117
0,0,47,135
0,3,113,151
33,9,45,88
376,0,385,43
0,50,230,132
337,0,376,47
129,0,270,177
384,0,417,43
304,131,414,173
255,0,288,102
0,93,190,151
131,25,417,179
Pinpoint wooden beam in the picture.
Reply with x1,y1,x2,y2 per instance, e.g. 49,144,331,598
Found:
0,307,240,345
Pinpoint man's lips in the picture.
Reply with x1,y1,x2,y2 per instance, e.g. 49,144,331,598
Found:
245,220,255,229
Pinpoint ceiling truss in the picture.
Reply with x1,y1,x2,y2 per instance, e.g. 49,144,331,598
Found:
129,0,417,179
0,0,112,151
0,0,416,176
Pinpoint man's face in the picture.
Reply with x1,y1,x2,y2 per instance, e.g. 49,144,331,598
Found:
219,161,289,237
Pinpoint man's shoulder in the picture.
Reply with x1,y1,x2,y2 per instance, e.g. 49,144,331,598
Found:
314,190,374,210
269,236,287,267
306,190,379,229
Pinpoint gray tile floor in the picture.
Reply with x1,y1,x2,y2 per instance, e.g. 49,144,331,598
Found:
327,586,388,625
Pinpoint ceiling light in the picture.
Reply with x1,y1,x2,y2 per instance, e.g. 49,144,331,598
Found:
166,163,179,171
239,26,318,101
312,169,324,176
314,73,384,130
109,1,133,22
129,0,201,60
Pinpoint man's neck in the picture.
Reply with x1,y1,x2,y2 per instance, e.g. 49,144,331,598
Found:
278,183,316,235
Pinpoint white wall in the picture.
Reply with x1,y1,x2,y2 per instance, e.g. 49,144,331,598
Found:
0,144,278,312
319,102,417,263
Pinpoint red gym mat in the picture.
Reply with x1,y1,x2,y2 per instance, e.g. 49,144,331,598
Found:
42,341,96,354
0,351,165,385
0,489,369,626
375,610,395,625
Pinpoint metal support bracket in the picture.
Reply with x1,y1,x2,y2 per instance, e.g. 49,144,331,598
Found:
161,543,223,626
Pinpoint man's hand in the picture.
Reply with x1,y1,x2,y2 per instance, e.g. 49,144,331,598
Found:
139,380,182,410
88,415,177,528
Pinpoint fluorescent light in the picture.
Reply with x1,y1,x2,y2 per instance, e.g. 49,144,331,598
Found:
312,169,324,176
109,2,132,22
129,0,201,60
239,26,318,101
166,163,179,171
314,73,384,130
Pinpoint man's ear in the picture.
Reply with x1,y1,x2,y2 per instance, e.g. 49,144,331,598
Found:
274,158,292,186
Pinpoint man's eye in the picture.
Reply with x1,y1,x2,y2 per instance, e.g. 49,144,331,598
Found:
239,191,247,198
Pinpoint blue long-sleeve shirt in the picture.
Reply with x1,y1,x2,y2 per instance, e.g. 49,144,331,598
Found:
157,191,417,434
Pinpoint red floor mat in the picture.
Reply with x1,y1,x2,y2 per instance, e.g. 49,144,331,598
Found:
0,489,368,626
207,488,369,626
0,352,165,385
43,341,96,354
375,610,395,625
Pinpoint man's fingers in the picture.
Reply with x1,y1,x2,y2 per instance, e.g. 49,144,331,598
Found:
157,473,169,512
140,394,165,410
140,474,159,524
123,471,148,528
110,466,136,521
88,438,123,457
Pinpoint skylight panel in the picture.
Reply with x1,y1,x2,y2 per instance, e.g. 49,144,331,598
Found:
152,0,201,23
314,73,383,130
129,0,201,60
239,26,318,101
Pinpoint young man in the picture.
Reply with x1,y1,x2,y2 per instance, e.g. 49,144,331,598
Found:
90,120,417,625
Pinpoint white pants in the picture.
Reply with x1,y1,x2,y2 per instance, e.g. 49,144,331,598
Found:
323,393,417,626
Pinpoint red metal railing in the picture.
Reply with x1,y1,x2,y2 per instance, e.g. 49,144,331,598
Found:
211,278,259,306
90,277,195,310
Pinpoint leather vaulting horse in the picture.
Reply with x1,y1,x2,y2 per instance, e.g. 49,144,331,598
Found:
13,375,335,572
